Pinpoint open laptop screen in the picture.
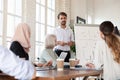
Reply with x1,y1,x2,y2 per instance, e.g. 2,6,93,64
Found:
58,52,68,60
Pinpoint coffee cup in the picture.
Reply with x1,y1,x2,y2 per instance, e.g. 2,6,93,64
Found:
69,58,76,69
56,58,64,71
69,58,80,69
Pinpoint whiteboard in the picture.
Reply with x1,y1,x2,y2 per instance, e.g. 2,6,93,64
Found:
74,24,100,66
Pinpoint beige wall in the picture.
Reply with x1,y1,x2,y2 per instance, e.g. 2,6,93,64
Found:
56,0,94,26
71,0,87,23
94,0,120,28
57,0,120,28
55,0,71,26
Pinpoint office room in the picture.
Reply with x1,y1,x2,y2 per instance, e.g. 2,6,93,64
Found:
0,0,120,80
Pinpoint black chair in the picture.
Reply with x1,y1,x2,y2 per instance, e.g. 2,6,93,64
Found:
114,26,120,36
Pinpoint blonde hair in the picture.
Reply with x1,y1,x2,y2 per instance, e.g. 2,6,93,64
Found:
45,34,56,49
105,34,120,63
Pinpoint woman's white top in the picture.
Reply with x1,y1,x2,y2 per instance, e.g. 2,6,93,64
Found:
94,40,120,80
0,46,34,79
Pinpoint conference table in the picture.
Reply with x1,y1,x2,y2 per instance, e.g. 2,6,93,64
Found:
35,67,103,80
0,67,102,80
0,72,16,80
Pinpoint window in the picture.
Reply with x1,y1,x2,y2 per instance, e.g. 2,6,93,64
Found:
7,0,22,47
87,15,92,24
35,0,55,59
47,0,55,34
36,0,46,59
0,0,3,44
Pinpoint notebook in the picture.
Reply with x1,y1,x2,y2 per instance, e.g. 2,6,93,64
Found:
36,66,55,71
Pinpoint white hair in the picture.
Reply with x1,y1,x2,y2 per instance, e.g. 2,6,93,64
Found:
45,34,56,49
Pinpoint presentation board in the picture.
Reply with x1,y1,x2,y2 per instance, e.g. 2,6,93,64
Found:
74,24,100,66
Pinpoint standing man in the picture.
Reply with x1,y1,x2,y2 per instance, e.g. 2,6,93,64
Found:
54,12,74,62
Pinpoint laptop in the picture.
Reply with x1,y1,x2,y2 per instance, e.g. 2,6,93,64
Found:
58,52,68,60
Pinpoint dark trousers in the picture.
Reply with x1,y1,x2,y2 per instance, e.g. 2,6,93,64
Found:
55,49,71,62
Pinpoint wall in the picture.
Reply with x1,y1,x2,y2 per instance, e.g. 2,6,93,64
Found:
70,0,95,24
55,0,88,28
55,0,71,26
71,0,87,23
94,0,120,28
70,0,120,28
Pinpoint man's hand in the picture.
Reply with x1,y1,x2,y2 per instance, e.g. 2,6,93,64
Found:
57,41,65,46
68,41,74,46
57,41,74,46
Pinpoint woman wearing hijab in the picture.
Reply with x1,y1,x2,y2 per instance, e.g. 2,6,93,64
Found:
10,23,31,60
10,23,52,67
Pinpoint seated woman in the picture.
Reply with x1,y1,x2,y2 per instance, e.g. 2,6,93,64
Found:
10,23,52,67
10,23,31,60
86,21,120,80
39,34,58,67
